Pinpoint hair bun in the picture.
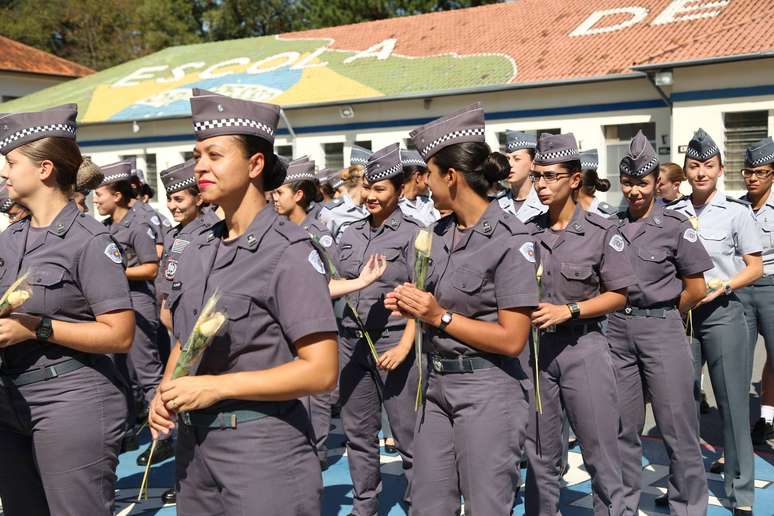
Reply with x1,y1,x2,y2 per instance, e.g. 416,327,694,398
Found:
76,156,103,191
596,177,611,193
477,152,510,183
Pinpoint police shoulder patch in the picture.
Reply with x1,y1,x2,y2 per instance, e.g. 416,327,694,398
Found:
147,227,155,240
683,228,698,243
609,234,625,252
165,259,178,280
308,250,326,274
150,215,160,226
519,241,536,263
320,234,334,248
162,218,172,227
104,242,122,264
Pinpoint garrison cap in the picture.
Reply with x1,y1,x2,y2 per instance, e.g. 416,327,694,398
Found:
579,149,599,171
349,145,372,167
505,130,537,152
534,133,580,165
620,130,659,177
0,184,12,213
685,128,721,162
365,143,403,183
283,156,317,184
99,161,134,186
744,137,774,167
400,149,426,168
161,159,196,195
409,102,486,161
190,88,280,144
0,104,77,155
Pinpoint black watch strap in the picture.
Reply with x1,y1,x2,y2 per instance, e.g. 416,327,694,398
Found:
567,303,581,320
36,317,53,341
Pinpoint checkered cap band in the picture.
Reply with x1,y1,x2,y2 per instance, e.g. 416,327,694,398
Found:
751,151,774,166
0,198,12,213
507,139,535,152
686,143,719,161
580,159,598,170
535,147,578,163
0,123,76,154
285,171,318,183
101,172,133,185
402,157,426,167
194,118,274,139
330,178,344,189
167,176,197,194
419,127,485,161
620,156,659,177
366,163,402,183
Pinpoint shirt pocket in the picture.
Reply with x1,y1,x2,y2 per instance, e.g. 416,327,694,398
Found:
635,247,669,282
760,219,774,248
27,266,67,315
700,229,733,258
336,246,359,278
201,293,253,372
447,266,486,316
559,263,594,300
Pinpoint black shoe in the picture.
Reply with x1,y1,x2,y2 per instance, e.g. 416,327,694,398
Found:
520,458,528,469
732,509,752,516
137,438,175,466
384,443,398,455
161,488,176,505
562,463,569,477
121,431,139,453
654,493,669,507
751,417,774,445
709,460,724,474
320,457,328,472
700,392,711,414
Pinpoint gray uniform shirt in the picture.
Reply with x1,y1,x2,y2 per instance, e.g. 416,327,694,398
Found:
104,207,159,302
168,206,337,412
135,200,172,246
741,189,774,276
0,202,132,370
667,192,762,282
399,195,440,227
526,205,635,310
424,201,540,357
158,214,215,299
497,187,547,223
614,205,713,307
337,209,421,330
319,195,369,240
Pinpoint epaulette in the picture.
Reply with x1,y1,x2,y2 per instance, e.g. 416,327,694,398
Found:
726,195,751,207
324,198,345,210
664,195,688,208
498,211,529,235
274,217,308,244
401,214,424,228
662,209,688,223
76,212,111,236
585,210,617,229
494,189,509,200
596,201,618,215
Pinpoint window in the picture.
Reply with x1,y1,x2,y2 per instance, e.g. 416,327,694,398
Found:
120,153,158,201
324,143,344,169
275,145,293,160
404,139,416,151
354,140,372,150
724,110,769,190
604,122,656,209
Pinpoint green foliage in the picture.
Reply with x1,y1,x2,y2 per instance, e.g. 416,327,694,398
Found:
0,0,502,70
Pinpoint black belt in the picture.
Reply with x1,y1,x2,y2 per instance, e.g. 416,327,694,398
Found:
541,322,601,337
1,358,87,387
340,325,405,340
430,353,502,374
180,402,293,429
616,304,677,318
754,275,774,286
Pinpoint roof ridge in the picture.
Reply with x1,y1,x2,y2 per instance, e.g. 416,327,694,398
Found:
0,34,94,77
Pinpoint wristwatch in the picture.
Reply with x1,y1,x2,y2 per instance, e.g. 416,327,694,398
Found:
438,311,454,331
36,317,53,341
567,303,581,320
722,281,733,296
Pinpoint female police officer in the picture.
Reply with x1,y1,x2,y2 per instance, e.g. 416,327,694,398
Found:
386,103,539,515
666,129,762,515
0,104,134,515
609,131,711,515
335,142,420,516
523,132,633,516
148,89,338,515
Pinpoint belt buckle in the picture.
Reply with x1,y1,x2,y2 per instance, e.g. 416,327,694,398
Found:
44,365,59,380
181,412,191,426
459,357,473,373
624,306,633,315
544,325,556,334
432,355,443,373
383,328,390,339
355,330,364,339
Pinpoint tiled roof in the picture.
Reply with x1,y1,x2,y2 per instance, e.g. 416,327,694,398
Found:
0,35,93,77
0,0,771,123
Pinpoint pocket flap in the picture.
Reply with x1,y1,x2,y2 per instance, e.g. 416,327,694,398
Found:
220,294,252,321
451,267,484,293
636,247,667,263
700,230,726,241
28,267,65,287
560,263,593,281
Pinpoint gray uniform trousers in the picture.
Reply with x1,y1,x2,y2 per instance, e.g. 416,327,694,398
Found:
411,359,530,516
338,334,418,516
690,295,755,508
175,400,322,516
0,362,126,516
525,328,626,516
304,391,333,463
607,310,708,515
736,276,774,385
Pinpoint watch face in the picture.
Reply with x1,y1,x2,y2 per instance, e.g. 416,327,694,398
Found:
442,313,452,323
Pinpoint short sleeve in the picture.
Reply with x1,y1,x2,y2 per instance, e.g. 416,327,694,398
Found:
132,223,161,264
674,219,714,277
734,207,763,256
494,235,540,309
78,234,133,315
271,241,338,344
600,227,636,292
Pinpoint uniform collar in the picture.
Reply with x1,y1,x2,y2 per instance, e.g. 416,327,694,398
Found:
437,200,501,239
743,188,774,210
120,206,139,227
45,202,81,238
530,203,585,234
355,208,405,232
233,204,278,252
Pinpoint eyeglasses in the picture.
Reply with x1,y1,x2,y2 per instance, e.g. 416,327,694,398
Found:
528,171,573,183
741,169,773,179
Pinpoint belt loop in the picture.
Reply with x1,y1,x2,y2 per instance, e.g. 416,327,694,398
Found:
230,413,237,429
45,365,59,380
181,412,191,426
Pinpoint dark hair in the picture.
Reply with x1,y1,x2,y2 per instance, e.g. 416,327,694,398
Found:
104,179,137,205
16,137,82,192
233,135,281,190
140,183,155,199
320,182,336,198
430,142,510,198
289,180,323,210
581,169,611,194
401,164,428,184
